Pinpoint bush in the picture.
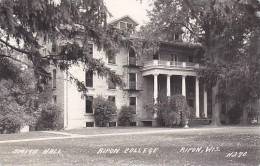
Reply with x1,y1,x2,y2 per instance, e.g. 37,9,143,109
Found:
93,96,117,127
118,106,135,126
35,104,63,130
149,95,190,127
0,80,41,134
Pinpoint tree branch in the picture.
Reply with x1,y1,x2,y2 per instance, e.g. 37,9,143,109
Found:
0,38,32,55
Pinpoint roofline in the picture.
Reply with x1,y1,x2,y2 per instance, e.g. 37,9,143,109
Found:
108,15,139,26
130,37,202,49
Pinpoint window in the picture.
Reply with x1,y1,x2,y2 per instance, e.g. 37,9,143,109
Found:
119,22,134,32
127,23,133,30
153,51,159,60
52,41,58,52
108,96,116,104
174,34,180,40
188,55,193,62
85,96,93,113
86,122,94,127
129,47,136,65
52,69,56,89
129,97,136,113
87,44,93,58
53,95,57,104
108,72,116,89
129,73,136,89
171,55,178,62
85,70,93,87
108,55,116,64
119,21,127,30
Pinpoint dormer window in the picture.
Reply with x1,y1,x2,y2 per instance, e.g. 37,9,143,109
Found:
119,21,127,30
109,15,138,33
119,21,134,33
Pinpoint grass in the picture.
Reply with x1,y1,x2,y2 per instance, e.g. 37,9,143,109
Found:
0,126,259,166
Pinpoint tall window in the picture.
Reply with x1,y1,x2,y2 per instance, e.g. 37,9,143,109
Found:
108,55,116,64
108,72,116,89
129,73,136,90
52,41,58,53
129,47,136,66
52,69,56,89
87,44,93,58
85,70,93,87
52,95,57,104
83,43,93,63
188,55,193,62
86,96,93,113
129,97,136,114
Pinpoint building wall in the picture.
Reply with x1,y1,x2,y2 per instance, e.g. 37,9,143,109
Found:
53,40,204,129
63,44,143,129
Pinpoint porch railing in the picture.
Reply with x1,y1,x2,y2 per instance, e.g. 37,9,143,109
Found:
144,60,200,69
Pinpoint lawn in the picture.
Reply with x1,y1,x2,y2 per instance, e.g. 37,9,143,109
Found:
0,126,259,166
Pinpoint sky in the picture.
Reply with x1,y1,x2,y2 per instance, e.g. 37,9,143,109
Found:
104,0,153,26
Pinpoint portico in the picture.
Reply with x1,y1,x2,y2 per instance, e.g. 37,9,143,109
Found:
143,60,208,118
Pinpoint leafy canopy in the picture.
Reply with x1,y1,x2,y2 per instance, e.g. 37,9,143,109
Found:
0,0,130,92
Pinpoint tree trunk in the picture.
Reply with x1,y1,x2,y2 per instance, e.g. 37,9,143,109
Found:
241,108,248,125
211,81,222,126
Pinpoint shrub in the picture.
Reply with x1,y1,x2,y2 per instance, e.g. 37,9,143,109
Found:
93,96,117,127
147,95,191,127
35,104,63,130
118,106,135,126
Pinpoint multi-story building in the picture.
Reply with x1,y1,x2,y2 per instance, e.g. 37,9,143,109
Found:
52,15,210,129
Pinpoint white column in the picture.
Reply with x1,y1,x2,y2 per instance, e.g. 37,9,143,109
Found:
203,85,208,118
182,75,186,97
154,74,158,104
167,75,171,97
195,77,200,118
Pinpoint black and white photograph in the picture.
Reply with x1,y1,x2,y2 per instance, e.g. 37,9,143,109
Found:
0,0,260,165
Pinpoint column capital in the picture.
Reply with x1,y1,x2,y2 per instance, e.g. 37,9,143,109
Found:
153,74,159,76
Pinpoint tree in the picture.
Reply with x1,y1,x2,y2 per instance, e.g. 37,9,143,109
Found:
93,96,117,127
141,0,260,125
0,0,126,92
0,0,130,130
0,59,40,133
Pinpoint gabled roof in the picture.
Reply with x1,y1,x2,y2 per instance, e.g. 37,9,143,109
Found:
108,15,139,26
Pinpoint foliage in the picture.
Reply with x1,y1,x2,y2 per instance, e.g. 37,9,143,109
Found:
0,0,129,93
93,96,117,127
146,95,190,127
35,104,63,130
0,65,41,133
143,0,260,125
0,0,131,132
118,106,135,126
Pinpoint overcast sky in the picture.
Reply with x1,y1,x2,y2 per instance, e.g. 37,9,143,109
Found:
104,0,153,26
